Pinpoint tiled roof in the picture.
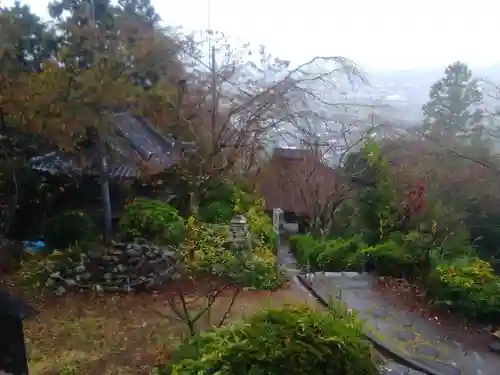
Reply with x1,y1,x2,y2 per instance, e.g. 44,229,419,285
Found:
28,112,195,179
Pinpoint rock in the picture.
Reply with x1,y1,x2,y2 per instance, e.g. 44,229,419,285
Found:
48,238,178,296
87,250,101,259
140,245,151,254
54,285,66,296
127,257,141,265
75,264,86,273
147,258,159,266
116,264,127,273
489,340,500,354
126,248,141,257
113,242,127,249
102,254,119,262
135,238,148,245
93,284,103,294
108,248,124,256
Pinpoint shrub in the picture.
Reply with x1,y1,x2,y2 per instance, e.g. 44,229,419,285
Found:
43,210,94,249
358,240,419,278
289,234,318,267
182,221,234,275
245,205,276,247
202,181,239,206
315,236,367,271
426,256,500,320
182,219,283,290
290,234,366,271
198,201,233,224
230,244,285,290
162,305,378,375
118,198,185,245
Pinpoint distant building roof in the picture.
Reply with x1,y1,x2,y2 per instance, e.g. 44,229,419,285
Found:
28,112,196,179
258,147,338,216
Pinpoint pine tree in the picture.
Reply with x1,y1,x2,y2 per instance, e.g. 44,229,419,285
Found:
422,61,483,137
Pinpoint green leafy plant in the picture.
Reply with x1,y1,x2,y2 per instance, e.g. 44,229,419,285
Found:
426,256,500,320
230,244,285,290
42,210,94,249
244,205,276,247
354,141,400,245
289,234,318,267
181,218,283,290
198,201,233,224
118,198,185,245
290,234,366,272
316,236,367,271
358,240,419,278
160,305,378,375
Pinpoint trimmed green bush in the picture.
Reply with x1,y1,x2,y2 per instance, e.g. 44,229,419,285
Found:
118,198,185,245
290,234,366,271
161,305,378,375
289,234,317,266
316,236,367,271
358,240,419,278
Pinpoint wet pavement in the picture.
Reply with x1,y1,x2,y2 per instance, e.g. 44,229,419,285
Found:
277,238,427,374
299,271,500,375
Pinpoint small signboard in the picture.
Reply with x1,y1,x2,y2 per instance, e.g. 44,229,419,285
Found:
272,208,283,234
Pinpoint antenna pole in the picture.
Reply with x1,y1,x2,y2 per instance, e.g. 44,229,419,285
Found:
208,0,218,139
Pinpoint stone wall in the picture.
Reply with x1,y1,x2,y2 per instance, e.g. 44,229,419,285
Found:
46,238,178,295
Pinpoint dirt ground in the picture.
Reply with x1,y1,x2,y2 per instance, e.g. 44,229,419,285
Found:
22,281,316,375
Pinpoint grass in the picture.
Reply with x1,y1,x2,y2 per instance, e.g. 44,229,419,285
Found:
23,281,316,375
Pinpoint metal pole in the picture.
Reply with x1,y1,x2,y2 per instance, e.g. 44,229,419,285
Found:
273,208,283,273
211,45,217,140
276,227,280,273
89,0,112,242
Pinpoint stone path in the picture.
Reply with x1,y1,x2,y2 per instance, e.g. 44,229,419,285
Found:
299,271,500,375
276,237,427,374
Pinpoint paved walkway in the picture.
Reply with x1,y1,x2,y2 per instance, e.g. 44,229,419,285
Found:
276,227,500,374
277,238,427,374
299,271,500,375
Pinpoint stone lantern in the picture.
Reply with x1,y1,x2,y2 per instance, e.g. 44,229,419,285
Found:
228,215,251,251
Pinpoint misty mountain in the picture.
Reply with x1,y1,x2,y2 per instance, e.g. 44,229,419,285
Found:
360,64,500,123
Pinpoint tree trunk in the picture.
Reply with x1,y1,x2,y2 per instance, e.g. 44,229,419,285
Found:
189,190,199,220
98,137,112,243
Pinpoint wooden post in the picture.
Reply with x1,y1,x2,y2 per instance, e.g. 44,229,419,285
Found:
273,208,283,272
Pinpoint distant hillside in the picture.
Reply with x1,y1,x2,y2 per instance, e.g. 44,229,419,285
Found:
361,64,500,122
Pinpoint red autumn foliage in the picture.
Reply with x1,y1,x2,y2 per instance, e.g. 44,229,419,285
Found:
400,180,426,228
